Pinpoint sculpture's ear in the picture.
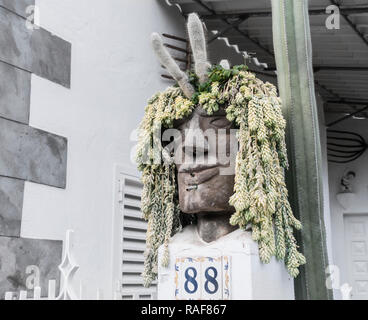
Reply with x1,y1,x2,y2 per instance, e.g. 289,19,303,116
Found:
187,13,212,84
151,33,195,99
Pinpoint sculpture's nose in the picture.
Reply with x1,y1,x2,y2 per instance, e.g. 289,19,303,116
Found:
182,113,209,162
183,144,208,157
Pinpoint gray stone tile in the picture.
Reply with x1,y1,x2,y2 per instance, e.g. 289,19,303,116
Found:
0,0,34,18
0,236,62,298
0,177,24,237
0,61,31,124
0,7,71,88
31,27,72,88
0,8,32,69
0,118,68,188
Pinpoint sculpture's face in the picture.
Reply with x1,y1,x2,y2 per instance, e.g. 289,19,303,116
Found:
173,106,236,214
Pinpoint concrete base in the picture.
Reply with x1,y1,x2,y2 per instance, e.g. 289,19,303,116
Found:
158,225,295,300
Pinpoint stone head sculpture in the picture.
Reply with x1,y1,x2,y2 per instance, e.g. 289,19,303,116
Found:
152,14,237,243
137,13,306,287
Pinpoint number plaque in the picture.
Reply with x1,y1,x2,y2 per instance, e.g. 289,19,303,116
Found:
174,256,231,300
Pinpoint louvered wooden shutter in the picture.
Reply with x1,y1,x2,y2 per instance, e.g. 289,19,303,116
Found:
118,175,157,300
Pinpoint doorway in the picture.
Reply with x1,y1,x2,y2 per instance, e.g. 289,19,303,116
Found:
344,214,368,300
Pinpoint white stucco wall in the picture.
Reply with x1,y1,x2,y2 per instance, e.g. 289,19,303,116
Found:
21,0,186,299
325,116,368,299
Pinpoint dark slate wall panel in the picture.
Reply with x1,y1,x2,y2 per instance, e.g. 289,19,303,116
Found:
0,7,71,88
0,0,35,18
0,61,31,124
0,177,24,237
0,8,32,68
0,237,62,298
31,28,72,88
0,118,67,188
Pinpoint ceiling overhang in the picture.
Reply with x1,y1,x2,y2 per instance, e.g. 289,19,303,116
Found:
166,0,368,117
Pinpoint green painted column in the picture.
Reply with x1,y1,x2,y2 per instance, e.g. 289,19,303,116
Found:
271,0,333,300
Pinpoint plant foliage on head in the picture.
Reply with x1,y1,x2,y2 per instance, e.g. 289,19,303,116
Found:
136,13,305,287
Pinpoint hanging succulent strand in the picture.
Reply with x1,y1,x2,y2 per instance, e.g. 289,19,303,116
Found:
137,65,306,287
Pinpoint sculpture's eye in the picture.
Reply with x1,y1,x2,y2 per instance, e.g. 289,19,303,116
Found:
210,117,232,128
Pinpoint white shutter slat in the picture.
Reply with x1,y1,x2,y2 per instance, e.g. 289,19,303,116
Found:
124,184,142,198
122,264,144,273
124,198,141,209
123,230,146,241
122,275,145,285
123,207,143,219
123,240,146,251
123,252,145,263
124,219,148,231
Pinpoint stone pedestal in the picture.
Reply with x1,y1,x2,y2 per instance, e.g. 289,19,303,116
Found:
158,226,294,300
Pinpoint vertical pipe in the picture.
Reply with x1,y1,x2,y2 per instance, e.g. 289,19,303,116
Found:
271,0,332,300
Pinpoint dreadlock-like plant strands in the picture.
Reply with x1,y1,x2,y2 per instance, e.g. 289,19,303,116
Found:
136,65,306,287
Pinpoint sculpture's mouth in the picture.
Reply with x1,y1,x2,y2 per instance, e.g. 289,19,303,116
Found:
179,166,220,188
178,164,217,173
